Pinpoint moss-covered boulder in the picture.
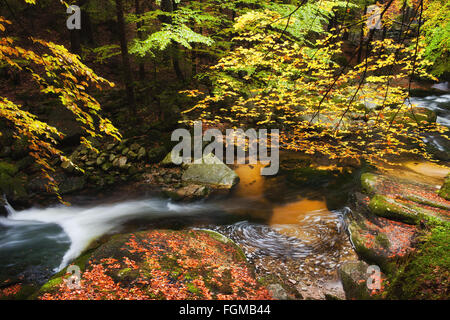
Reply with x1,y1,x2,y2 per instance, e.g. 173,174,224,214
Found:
387,107,437,125
361,172,382,194
348,213,418,273
439,174,450,200
339,261,374,300
386,223,450,299
0,161,27,203
36,230,272,300
369,194,424,225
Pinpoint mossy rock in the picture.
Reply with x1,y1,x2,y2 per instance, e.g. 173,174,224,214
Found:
339,261,373,300
0,283,38,300
361,172,381,194
386,107,437,125
386,223,450,299
34,230,272,300
349,221,395,273
31,250,93,299
369,194,423,225
438,174,450,200
0,161,18,176
181,153,239,187
0,171,27,202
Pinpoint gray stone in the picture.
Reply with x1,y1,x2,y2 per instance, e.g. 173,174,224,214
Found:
181,153,239,187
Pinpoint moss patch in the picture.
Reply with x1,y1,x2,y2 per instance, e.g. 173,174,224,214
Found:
369,194,422,225
386,222,450,299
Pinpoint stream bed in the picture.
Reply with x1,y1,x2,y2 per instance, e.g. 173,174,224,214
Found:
0,91,449,299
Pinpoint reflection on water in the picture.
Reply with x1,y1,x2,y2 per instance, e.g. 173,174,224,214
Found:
403,161,450,179
381,160,450,186
0,161,355,286
212,163,354,272
233,162,266,198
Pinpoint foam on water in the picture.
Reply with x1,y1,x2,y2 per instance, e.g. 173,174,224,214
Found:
1,198,214,271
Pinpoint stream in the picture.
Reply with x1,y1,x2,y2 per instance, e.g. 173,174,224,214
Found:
0,90,449,297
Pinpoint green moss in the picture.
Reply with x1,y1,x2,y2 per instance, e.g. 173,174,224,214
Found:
361,172,379,194
0,161,18,176
375,233,391,249
349,221,395,274
369,194,422,225
339,261,372,300
186,282,201,295
117,268,132,278
387,222,450,299
199,230,247,261
438,175,450,200
39,277,64,293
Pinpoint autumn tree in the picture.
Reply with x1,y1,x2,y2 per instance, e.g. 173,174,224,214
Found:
0,2,120,200
181,0,448,167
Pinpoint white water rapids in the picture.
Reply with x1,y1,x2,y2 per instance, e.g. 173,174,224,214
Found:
0,198,214,271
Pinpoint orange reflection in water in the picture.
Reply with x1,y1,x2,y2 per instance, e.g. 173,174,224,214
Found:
270,199,328,225
234,163,266,198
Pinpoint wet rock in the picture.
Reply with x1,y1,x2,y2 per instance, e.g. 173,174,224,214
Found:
127,151,137,160
339,261,373,300
96,156,106,166
36,230,271,300
169,184,209,201
439,174,450,200
121,148,129,156
118,156,128,169
348,213,417,273
369,194,423,225
58,176,86,195
182,153,239,187
266,284,289,300
130,143,140,152
106,142,117,151
101,162,113,172
137,147,146,160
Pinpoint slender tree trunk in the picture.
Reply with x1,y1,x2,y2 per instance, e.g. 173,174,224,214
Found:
69,0,94,55
357,5,367,64
135,0,145,80
160,0,185,82
115,0,136,113
70,29,82,55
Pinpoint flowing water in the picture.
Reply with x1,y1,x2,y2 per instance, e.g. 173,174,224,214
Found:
0,92,449,294
0,161,354,287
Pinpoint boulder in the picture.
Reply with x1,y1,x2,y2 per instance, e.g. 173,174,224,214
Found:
160,150,184,167
369,194,423,225
348,213,417,273
36,230,271,300
339,261,374,300
58,176,86,195
182,153,239,187
439,174,450,200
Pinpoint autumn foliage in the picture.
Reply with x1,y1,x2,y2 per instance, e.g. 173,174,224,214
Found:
39,230,272,300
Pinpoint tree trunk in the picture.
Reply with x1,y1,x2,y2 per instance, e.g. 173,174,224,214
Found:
357,5,367,64
115,0,136,112
135,0,145,80
160,0,185,82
